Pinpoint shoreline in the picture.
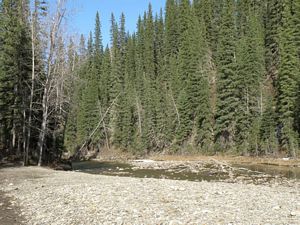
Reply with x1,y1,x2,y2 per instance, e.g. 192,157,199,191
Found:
0,166,299,225
95,148,300,167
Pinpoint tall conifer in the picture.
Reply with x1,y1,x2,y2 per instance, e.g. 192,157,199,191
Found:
214,0,237,150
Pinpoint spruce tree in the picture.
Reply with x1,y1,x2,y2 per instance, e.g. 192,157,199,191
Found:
64,39,83,153
214,0,237,151
134,4,159,151
0,0,31,152
94,11,103,57
119,36,136,149
132,16,148,151
276,3,299,156
265,0,284,82
193,0,214,47
94,12,103,104
163,0,180,148
259,97,277,155
76,20,102,149
164,0,179,56
235,8,265,153
154,10,169,149
294,0,300,60
56,0,300,157
176,2,197,145
113,14,128,147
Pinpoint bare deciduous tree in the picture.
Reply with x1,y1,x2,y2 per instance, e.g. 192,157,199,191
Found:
38,0,67,166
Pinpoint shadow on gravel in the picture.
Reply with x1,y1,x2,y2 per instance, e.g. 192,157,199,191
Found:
0,191,24,225
0,161,23,169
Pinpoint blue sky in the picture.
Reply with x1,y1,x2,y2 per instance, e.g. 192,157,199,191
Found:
66,0,166,46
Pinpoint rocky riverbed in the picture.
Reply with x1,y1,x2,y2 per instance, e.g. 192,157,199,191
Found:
0,165,300,225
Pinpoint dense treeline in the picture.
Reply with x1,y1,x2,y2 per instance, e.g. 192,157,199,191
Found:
1,0,300,165
0,0,74,165
67,0,300,156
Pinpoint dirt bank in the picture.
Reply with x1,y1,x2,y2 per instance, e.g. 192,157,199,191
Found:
96,148,300,167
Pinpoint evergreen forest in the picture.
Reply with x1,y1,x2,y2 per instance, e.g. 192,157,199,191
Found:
1,0,300,165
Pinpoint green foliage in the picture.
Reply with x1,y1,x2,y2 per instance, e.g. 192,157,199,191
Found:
0,0,293,159
214,0,238,150
276,3,300,155
265,0,284,81
235,8,265,153
0,0,31,150
164,0,179,56
64,0,299,157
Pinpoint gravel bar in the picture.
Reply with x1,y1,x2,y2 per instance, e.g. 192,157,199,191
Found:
0,167,300,225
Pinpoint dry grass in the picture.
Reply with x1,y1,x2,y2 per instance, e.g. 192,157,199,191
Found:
96,147,138,161
95,148,300,167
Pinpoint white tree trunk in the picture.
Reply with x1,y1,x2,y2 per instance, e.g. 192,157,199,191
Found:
25,10,37,166
38,85,49,166
37,0,66,166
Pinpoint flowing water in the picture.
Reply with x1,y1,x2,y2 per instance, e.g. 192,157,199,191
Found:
233,163,300,179
72,160,229,182
72,160,300,182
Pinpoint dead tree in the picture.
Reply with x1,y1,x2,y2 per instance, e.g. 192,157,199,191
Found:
37,0,67,166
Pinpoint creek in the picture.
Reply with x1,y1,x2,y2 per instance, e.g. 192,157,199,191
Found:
72,160,300,182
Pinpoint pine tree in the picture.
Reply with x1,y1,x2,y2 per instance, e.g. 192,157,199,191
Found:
109,14,120,106
76,19,102,149
176,2,198,145
235,7,265,153
293,0,300,60
193,0,214,47
0,0,31,153
94,12,103,104
135,4,160,151
133,15,147,151
154,10,169,149
295,0,300,137
214,0,237,151
94,11,103,57
236,0,265,37
109,13,126,146
163,0,180,148
265,0,284,82
164,0,179,56
53,0,300,158
209,0,224,57
276,3,299,156
113,14,128,147
178,0,191,45
120,36,136,149
259,97,277,155
64,39,82,153
100,46,111,114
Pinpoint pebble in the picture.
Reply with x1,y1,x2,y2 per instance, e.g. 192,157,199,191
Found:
0,166,299,225
272,205,281,210
290,211,300,217
202,209,212,214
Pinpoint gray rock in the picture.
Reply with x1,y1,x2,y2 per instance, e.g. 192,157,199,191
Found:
0,166,299,225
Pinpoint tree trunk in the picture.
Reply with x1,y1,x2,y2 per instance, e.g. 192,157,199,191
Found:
38,86,48,166
37,0,66,166
25,10,36,166
136,97,142,135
